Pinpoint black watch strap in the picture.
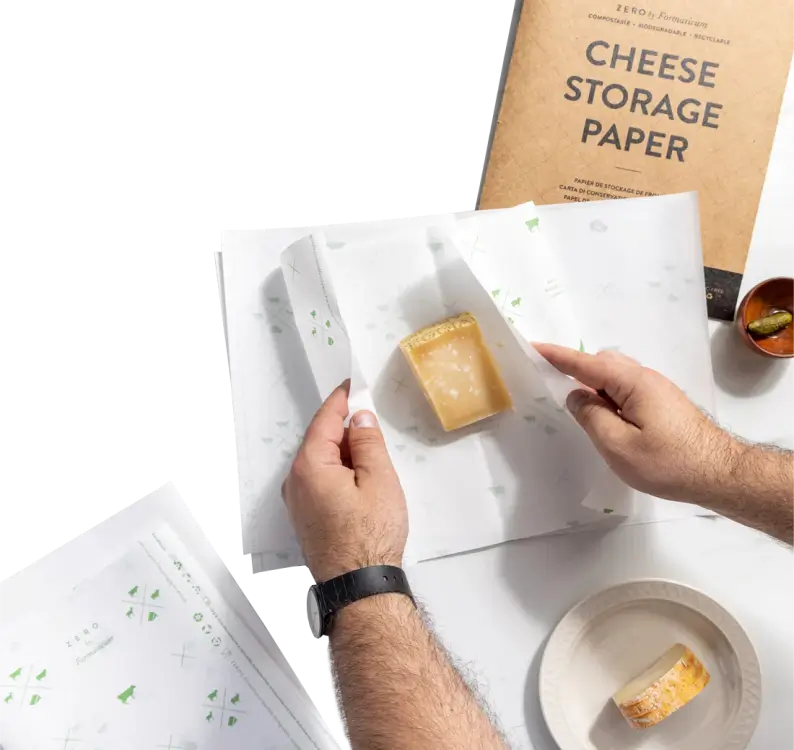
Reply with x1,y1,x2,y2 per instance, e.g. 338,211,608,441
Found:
311,565,413,637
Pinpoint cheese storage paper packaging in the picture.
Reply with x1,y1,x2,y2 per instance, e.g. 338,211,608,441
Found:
282,217,608,563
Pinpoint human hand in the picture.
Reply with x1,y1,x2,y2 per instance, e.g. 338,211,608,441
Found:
535,344,739,503
283,382,408,582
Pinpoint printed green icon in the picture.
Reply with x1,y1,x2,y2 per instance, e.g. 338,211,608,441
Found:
124,583,165,624
490,287,523,325
193,613,203,622
2,666,50,707
310,312,334,346
525,217,540,232
201,688,244,729
117,685,136,704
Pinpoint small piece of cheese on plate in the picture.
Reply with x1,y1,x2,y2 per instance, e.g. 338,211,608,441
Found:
613,643,710,729
400,313,512,432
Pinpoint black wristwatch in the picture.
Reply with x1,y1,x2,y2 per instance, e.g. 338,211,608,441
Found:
306,565,414,638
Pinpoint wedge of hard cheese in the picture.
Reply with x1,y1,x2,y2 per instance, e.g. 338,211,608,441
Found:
613,643,710,729
400,313,512,432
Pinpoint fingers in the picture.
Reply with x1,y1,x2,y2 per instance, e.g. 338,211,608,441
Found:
347,410,396,485
299,381,350,466
534,343,641,410
566,389,636,448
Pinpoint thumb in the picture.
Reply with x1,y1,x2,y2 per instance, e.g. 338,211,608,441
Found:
566,389,632,449
348,411,395,482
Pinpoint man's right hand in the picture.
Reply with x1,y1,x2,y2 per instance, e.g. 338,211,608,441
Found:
535,343,740,503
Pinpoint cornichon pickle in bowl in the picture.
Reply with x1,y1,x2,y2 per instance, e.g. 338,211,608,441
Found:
736,277,793,358
747,310,793,337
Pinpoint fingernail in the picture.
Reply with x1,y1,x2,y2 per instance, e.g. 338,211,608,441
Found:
351,410,378,428
566,389,589,414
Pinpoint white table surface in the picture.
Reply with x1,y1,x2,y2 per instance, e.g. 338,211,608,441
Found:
408,125,794,748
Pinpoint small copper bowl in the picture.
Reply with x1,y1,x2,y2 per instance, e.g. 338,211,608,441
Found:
736,276,794,358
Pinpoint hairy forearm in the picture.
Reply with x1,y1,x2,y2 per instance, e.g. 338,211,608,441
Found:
330,594,506,750
697,438,793,543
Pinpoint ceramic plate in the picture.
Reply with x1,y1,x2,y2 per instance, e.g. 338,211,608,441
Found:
539,579,761,750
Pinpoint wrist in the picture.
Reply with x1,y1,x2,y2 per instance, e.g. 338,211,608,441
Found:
330,591,416,642
694,435,754,509
309,550,404,584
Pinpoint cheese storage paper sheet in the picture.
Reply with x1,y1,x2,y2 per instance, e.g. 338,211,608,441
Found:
282,218,607,563
536,193,715,518
219,229,318,568
0,486,339,750
218,193,713,570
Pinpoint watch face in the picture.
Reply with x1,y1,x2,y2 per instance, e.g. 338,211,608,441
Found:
306,587,323,638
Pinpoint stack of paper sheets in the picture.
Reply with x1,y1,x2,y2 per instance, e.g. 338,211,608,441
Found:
218,194,716,573
0,484,339,750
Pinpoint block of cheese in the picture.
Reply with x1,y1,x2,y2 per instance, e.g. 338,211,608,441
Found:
613,643,710,729
400,313,512,431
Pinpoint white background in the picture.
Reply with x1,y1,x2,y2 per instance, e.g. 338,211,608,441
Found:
1,2,791,748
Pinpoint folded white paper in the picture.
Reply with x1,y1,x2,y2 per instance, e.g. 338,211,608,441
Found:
282,215,606,563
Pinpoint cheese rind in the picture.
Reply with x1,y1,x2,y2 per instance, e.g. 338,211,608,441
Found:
613,643,710,729
400,313,512,431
